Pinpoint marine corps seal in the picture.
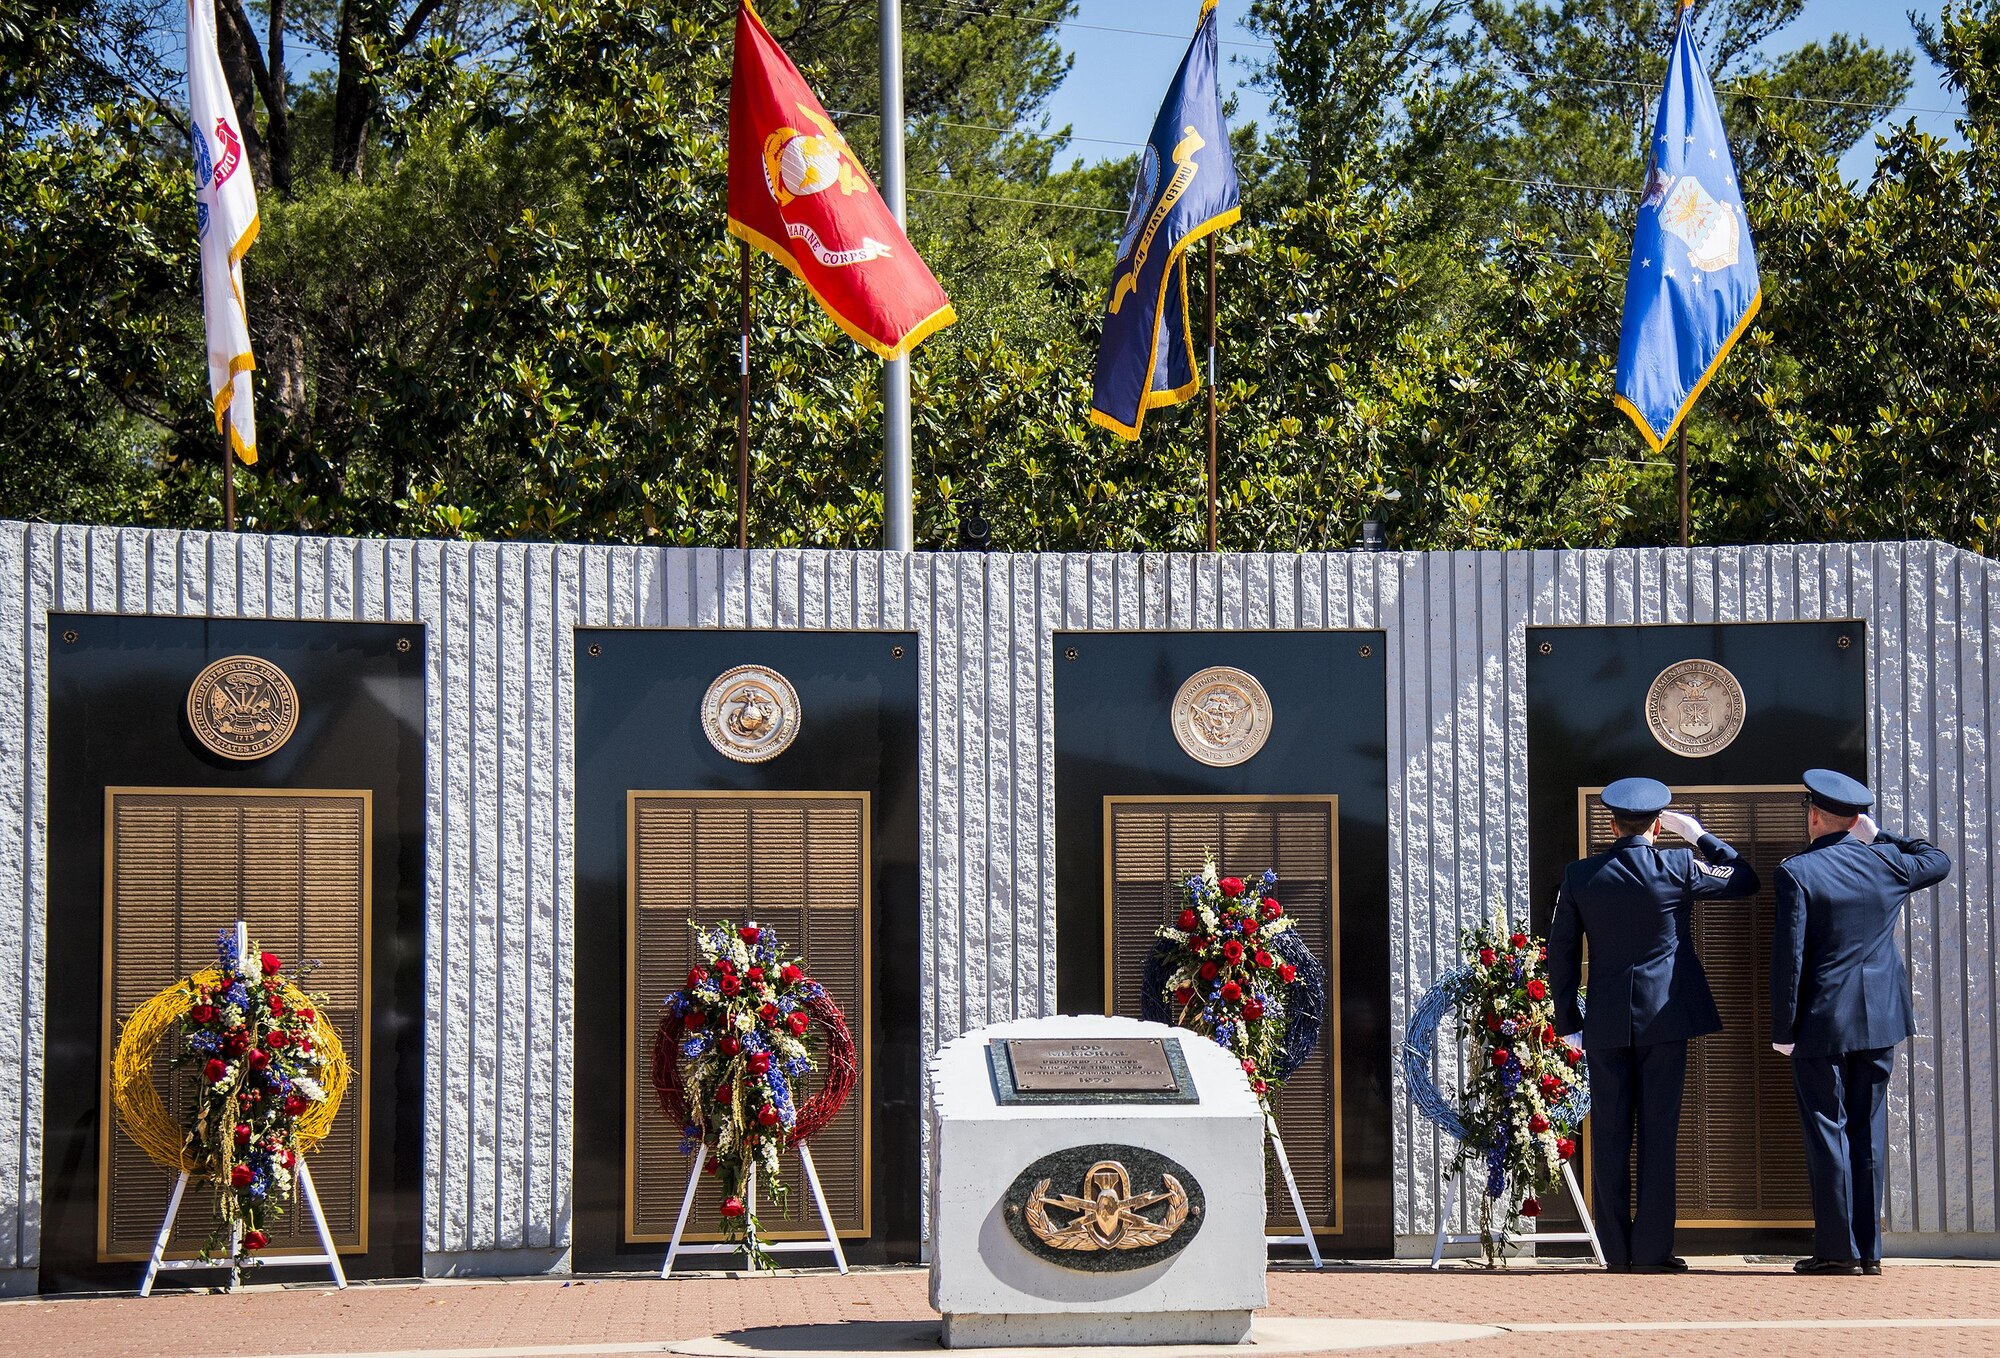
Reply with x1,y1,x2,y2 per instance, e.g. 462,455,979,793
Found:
1645,658,1746,758
186,655,300,761
703,665,802,763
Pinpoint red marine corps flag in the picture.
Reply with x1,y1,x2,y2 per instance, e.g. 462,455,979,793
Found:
727,1,954,361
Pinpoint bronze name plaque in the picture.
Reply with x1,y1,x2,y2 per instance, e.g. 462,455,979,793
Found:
1005,1038,1178,1093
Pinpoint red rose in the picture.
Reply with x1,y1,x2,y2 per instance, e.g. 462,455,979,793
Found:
1540,1075,1561,1096
746,966,765,982
788,1011,809,1036
284,1094,308,1115
231,1164,254,1187
1178,909,1199,931
266,1030,290,1049
684,1008,706,1029
718,1035,741,1057
1491,1047,1510,1067
1237,915,1259,935
1557,1138,1576,1160
258,951,281,974
1222,939,1245,962
1509,934,1527,951
749,1052,772,1074
191,1005,216,1025
739,925,761,943
225,1029,250,1055
758,1003,778,1024
688,966,708,988
1252,1078,1268,1094
1219,877,1244,898
1254,949,1273,969
1478,948,1497,966
1278,963,1297,983
1542,1024,1557,1044
1199,961,1219,980
268,996,287,1016
282,1150,295,1167
234,1123,251,1145
1485,1013,1502,1032
719,975,742,996
243,1229,268,1250
298,1007,315,1024
1529,1114,1550,1134
1526,979,1548,1001
247,1049,270,1071
1173,986,1195,1005
716,1084,733,1103
1262,897,1282,918
1241,1058,1258,1073
1564,1046,1582,1066
1242,999,1265,1020
756,1105,779,1127
1521,1197,1541,1219
716,958,735,976
720,1196,745,1217
781,964,803,984
1220,981,1243,1004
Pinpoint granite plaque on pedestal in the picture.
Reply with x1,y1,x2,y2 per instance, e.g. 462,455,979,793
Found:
986,1037,1197,1106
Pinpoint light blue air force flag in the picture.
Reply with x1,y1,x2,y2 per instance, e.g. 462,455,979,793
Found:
1090,0,1240,441
1613,5,1761,451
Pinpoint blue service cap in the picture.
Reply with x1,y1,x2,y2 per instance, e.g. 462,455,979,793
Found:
1602,777,1673,818
1804,768,1873,816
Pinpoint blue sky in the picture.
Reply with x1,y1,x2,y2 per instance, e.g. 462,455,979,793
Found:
1035,1,1967,183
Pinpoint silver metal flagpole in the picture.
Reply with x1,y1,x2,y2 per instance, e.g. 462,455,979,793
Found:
879,0,914,553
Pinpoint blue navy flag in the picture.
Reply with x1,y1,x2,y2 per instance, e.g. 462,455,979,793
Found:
1090,0,1240,440
1613,4,1761,451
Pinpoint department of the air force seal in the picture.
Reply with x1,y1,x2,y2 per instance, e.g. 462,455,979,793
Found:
1170,667,1272,767
187,655,300,761
703,665,802,763
1645,658,1746,758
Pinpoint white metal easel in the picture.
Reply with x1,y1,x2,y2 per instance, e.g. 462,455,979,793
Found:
1429,1160,1603,1269
1264,1113,1323,1268
138,921,348,1295
661,1142,849,1276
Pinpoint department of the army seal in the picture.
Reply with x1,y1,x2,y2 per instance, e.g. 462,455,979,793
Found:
1170,666,1272,767
186,655,300,761
703,665,802,763
1645,658,1746,758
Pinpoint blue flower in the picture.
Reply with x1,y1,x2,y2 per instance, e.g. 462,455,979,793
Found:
1500,1019,1518,1038
1262,870,1277,885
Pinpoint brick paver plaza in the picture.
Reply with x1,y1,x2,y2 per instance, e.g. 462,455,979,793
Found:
4,1258,1998,1358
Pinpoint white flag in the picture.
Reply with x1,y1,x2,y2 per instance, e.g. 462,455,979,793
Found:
187,0,260,465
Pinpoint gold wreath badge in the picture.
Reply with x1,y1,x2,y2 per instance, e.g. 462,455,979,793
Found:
1024,1159,1190,1251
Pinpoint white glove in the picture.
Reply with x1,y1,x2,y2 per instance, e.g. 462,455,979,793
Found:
1561,1033,1583,1052
1657,810,1706,842
1854,813,1879,844
1772,1042,1795,1057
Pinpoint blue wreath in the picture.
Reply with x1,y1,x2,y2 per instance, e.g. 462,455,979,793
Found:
1140,928,1327,1082
1400,964,1590,1146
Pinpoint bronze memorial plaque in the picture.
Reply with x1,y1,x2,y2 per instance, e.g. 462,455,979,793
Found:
991,1038,1195,1104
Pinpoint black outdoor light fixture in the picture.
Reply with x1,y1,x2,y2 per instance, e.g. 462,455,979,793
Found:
956,495,994,551
1357,518,1389,551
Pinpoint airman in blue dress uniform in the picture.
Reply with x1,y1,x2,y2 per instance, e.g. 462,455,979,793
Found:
1772,769,1951,1276
1548,777,1760,1272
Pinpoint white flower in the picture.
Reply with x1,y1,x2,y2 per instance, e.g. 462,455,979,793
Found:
735,1012,755,1032
292,1077,326,1102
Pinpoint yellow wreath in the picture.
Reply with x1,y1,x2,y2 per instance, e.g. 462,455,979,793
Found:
110,968,351,1176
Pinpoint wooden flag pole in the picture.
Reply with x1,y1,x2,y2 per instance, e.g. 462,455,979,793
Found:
222,439,236,533
736,239,753,552
1676,426,1689,548
1205,235,1219,554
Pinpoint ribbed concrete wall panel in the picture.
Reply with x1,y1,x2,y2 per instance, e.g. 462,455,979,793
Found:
1,526,1995,1271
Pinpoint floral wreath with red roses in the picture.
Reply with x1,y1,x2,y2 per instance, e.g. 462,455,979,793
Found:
1143,857,1325,1104
1432,919,1588,1263
171,931,337,1261
652,920,855,1268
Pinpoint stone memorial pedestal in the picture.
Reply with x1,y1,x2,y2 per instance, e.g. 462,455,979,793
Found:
928,1015,1266,1348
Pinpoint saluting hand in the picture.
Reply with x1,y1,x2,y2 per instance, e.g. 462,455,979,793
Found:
1854,813,1879,844
1772,1043,1795,1057
1657,810,1706,842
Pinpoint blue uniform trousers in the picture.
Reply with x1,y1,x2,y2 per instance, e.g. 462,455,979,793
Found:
1792,1047,1895,1262
1587,1039,1688,1267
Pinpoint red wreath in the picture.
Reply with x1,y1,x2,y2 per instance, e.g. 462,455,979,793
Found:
653,986,857,1146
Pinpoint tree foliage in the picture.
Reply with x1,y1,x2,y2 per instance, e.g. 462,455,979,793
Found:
2,0,1997,554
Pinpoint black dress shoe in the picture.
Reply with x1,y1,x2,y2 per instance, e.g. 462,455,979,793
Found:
1861,1260,1882,1276
1794,1257,1864,1275
1630,1257,1690,1273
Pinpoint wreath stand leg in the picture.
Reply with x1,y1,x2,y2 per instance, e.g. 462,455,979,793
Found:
1262,1114,1323,1269
136,1159,348,1296
660,1146,847,1277
1428,1160,1604,1269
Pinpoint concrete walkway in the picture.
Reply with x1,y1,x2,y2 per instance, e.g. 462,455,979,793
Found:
4,1258,1998,1358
